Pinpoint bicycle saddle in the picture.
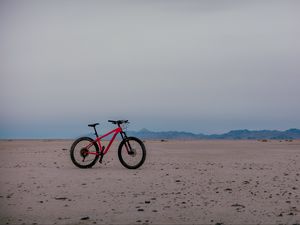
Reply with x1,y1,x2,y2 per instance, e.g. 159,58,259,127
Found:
88,123,99,127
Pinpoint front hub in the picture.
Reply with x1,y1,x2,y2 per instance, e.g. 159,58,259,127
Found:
128,148,136,157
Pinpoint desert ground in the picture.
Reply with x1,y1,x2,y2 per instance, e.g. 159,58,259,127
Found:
0,139,299,225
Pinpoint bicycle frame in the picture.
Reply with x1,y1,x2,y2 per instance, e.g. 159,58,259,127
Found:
86,127,123,156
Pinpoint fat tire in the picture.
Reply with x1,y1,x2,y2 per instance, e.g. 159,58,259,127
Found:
70,137,99,169
118,137,146,169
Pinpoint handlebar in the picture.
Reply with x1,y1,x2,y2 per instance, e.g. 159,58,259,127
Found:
108,120,129,125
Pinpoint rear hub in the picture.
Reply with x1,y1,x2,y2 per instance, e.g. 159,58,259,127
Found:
80,148,89,158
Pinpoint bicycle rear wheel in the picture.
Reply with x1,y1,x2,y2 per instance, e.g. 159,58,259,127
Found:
118,137,146,169
70,137,99,168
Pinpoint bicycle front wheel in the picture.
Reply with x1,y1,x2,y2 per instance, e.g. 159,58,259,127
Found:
118,137,146,169
70,137,99,169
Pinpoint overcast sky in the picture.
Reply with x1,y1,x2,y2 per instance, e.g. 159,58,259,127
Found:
1,1,300,138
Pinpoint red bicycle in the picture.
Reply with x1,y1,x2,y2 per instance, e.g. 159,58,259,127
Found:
70,120,146,169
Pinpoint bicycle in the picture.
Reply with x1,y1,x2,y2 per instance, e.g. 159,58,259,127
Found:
70,120,146,169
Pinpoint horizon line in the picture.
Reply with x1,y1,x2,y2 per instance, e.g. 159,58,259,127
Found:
0,128,299,140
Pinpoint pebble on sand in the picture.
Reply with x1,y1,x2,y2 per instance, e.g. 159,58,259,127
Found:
80,216,90,220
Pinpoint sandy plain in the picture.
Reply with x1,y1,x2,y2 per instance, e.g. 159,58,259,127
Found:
0,139,299,225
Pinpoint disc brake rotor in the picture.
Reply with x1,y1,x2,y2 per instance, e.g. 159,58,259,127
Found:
128,148,136,157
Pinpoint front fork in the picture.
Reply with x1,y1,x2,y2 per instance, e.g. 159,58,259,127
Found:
119,131,133,154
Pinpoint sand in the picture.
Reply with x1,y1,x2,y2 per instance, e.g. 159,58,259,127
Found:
0,139,299,225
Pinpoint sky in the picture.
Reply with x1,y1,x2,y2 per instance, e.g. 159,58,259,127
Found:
0,0,300,138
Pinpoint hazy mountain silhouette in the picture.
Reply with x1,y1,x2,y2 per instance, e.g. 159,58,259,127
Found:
127,128,300,140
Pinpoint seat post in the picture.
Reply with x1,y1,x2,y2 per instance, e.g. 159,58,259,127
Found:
93,127,99,137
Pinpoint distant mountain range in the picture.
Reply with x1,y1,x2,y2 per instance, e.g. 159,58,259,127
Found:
127,128,300,140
